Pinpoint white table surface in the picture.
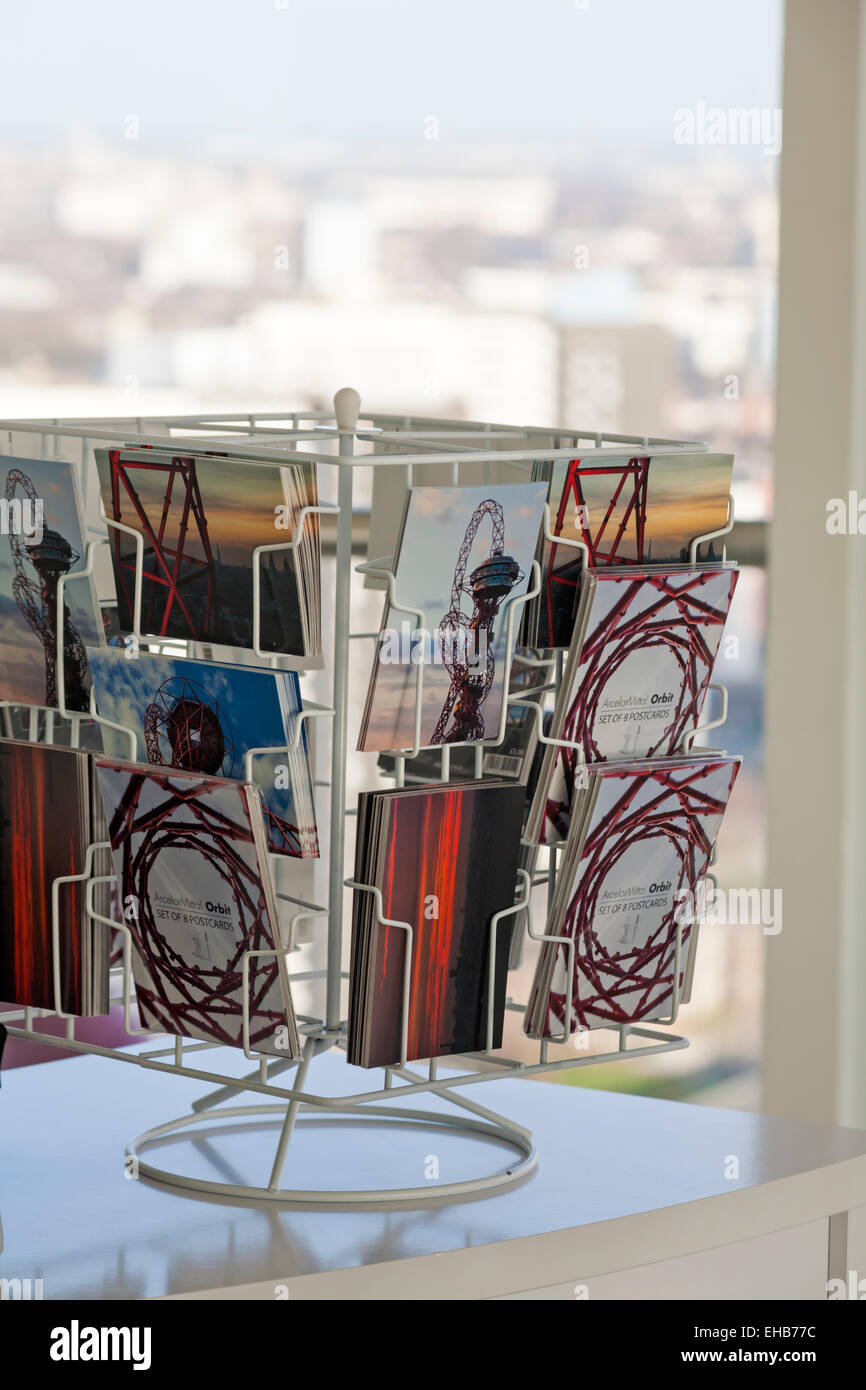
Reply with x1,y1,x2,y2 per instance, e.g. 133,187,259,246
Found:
2,1047,866,1299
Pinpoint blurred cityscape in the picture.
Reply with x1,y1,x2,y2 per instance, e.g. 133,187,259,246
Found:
0,134,774,518
0,131,775,1106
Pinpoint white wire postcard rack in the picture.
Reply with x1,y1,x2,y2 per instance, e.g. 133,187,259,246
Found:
0,392,734,1206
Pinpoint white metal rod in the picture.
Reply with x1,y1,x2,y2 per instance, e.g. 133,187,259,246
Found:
391,1064,533,1141
2,1020,687,1104
325,394,358,1032
0,416,706,469
267,1036,317,1190
191,1057,299,1113
0,410,705,448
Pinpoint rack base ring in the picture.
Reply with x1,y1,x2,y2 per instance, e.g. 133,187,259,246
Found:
126,1102,538,1206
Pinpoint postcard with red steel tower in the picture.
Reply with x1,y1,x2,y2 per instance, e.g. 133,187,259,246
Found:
0,455,103,711
358,483,547,753
94,447,320,666
89,647,318,859
523,451,734,648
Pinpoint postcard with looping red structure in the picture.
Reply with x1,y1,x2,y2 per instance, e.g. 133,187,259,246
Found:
525,755,741,1039
527,564,738,845
96,761,300,1056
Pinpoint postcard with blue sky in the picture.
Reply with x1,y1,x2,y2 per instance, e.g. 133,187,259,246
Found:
89,647,318,857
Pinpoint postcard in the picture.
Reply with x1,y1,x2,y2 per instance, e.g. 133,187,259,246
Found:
524,451,734,647
526,564,739,843
525,755,741,1037
96,761,300,1056
95,447,320,666
358,482,547,752
349,780,524,1067
89,646,318,857
0,455,102,710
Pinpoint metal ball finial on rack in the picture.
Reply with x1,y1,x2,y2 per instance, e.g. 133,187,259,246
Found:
333,386,361,431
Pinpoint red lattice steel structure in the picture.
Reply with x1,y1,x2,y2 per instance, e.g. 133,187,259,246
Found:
107,448,215,639
431,499,522,746
144,677,235,777
109,770,286,1049
545,455,650,643
545,760,736,1034
541,570,736,841
5,467,90,709
143,677,303,856
263,811,303,858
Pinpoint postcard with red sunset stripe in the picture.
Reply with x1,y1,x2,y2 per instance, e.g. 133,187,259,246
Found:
348,780,524,1068
0,740,110,1015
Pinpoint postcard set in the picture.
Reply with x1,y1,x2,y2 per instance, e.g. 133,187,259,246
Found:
348,779,524,1067
525,755,741,1039
96,761,301,1057
525,563,738,844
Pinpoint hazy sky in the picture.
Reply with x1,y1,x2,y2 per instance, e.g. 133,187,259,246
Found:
1,0,782,146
